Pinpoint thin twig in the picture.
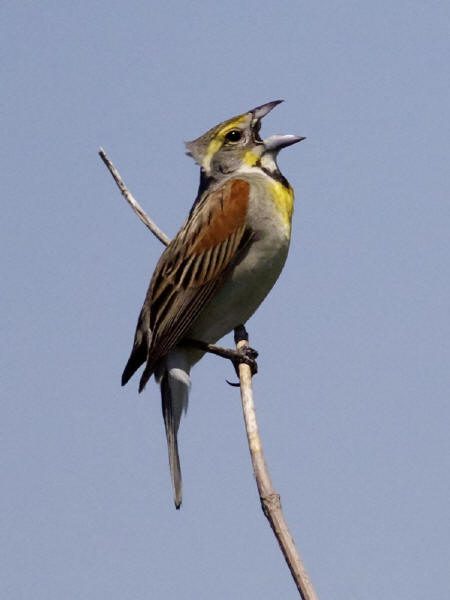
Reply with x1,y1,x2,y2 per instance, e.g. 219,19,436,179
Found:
99,148,170,247
234,326,318,600
99,147,318,598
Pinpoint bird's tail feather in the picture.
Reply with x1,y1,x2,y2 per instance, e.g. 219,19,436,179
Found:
160,352,191,509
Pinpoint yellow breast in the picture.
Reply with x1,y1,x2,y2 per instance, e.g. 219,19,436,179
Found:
268,181,294,230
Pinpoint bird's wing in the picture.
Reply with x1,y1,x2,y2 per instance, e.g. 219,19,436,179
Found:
122,178,252,390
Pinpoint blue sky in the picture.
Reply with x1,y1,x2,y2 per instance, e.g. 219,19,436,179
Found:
2,2,449,598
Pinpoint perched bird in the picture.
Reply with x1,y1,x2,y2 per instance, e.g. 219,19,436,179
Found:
122,100,304,508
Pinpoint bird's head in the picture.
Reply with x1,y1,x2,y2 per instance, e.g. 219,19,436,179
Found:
185,100,305,178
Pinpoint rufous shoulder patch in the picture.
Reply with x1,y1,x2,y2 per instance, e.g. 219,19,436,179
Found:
192,179,249,254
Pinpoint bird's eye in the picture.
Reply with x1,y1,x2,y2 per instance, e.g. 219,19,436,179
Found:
225,129,242,143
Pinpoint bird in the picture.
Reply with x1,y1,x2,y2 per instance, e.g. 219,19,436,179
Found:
121,100,304,508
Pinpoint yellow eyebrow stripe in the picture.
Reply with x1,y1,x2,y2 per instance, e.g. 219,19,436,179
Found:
202,116,247,171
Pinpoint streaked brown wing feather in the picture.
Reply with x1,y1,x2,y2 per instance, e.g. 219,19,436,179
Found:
148,178,249,349
122,178,251,390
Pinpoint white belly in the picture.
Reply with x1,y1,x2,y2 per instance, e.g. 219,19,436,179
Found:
187,227,290,345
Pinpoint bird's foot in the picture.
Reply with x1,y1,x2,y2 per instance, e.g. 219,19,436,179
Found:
226,324,258,386
232,346,259,375
185,327,258,387
225,346,258,387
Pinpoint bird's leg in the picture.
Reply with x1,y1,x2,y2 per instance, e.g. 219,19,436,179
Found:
224,325,259,386
232,324,258,375
184,325,258,383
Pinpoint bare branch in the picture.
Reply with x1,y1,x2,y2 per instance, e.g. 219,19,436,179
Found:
99,148,170,247
99,148,319,598
234,326,318,600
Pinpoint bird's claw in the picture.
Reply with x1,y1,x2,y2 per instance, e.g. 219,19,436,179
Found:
226,346,259,386
226,379,241,387
185,332,258,387
233,346,258,375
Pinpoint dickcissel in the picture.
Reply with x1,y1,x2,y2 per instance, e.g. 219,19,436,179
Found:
122,100,304,508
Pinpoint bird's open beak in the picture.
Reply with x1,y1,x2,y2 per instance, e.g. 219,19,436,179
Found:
249,101,306,150
264,134,306,151
250,99,284,120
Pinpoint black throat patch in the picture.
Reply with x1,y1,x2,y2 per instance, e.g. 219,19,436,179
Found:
254,158,290,189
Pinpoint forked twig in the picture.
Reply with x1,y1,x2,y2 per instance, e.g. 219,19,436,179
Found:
99,147,318,599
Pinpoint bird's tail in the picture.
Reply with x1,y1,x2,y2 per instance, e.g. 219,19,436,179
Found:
159,350,191,509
